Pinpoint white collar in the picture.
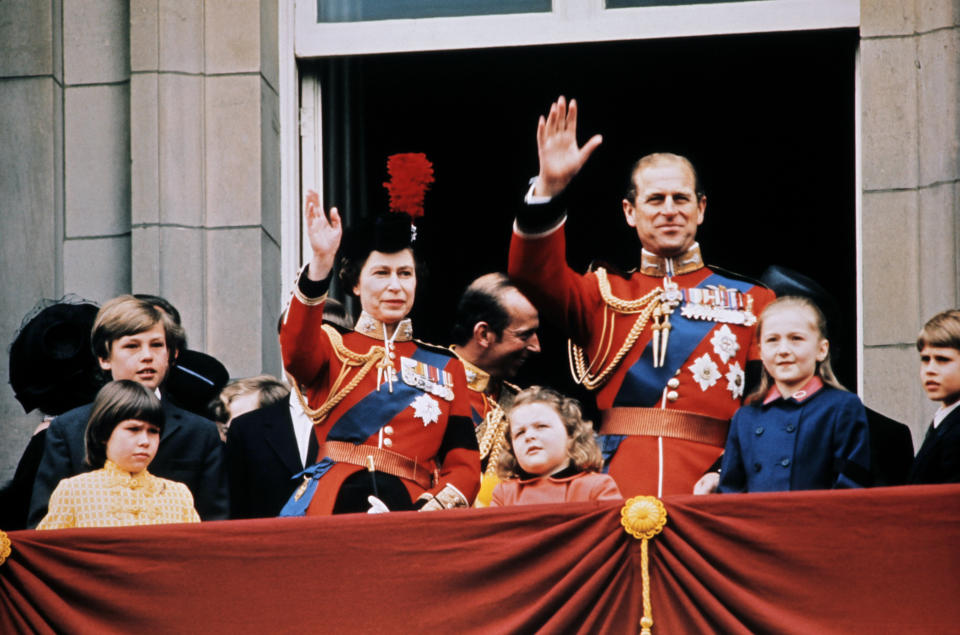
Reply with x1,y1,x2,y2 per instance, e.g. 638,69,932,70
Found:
933,400,960,428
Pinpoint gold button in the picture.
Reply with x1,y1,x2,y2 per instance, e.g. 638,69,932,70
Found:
667,378,680,389
667,390,679,402
383,425,394,435
383,438,393,448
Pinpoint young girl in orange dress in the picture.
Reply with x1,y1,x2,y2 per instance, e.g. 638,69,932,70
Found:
37,380,200,529
490,386,622,506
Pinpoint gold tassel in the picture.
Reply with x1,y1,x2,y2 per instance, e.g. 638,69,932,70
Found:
621,496,668,635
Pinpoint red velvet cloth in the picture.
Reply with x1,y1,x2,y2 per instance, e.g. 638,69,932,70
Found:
2,485,958,633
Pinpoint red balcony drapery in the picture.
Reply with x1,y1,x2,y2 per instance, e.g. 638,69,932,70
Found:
2,484,958,633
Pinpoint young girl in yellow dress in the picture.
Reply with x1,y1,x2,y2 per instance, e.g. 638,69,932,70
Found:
37,380,200,529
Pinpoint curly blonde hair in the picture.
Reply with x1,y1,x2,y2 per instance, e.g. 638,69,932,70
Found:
496,386,603,479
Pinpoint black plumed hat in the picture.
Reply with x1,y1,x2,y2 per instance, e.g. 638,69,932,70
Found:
340,212,416,266
9,297,103,415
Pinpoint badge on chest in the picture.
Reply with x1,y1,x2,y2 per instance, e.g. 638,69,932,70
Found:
680,285,756,326
401,357,454,401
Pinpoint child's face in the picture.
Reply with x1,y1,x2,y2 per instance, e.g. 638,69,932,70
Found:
919,345,960,407
106,418,160,475
98,322,170,390
759,306,828,397
509,402,571,477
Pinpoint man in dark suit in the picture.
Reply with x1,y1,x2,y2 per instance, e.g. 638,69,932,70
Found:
908,309,960,484
226,394,319,518
28,296,228,526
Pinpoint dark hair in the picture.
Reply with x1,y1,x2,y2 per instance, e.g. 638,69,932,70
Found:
450,273,515,346
917,309,960,352
84,380,165,468
91,295,186,362
624,153,703,204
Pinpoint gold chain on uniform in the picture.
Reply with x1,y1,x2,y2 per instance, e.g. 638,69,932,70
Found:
476,397,508,478
293,324,389,424
568,268,662,391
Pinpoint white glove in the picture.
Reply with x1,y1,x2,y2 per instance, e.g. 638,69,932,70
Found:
367,495,390,514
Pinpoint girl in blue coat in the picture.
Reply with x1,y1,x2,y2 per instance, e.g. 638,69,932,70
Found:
718,296,871,492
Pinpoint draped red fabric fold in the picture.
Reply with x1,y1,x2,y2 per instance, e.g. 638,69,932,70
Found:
2,485,957,634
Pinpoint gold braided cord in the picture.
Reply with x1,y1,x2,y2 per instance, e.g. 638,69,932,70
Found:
0,530,10,566
569,301,658,391
640,540,654,635
476,398,510,479
568,268,662,391
596,268,661,313
620,496,668,635
476,399,506,458
293,325,386,424
575,305,615,380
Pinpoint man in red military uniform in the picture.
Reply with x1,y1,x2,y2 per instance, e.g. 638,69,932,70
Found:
448,273,541,504
508,96,774,498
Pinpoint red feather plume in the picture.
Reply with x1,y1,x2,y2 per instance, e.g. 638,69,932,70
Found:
383,153,434,219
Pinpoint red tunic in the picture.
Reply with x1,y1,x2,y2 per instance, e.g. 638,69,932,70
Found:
490,470,622,506
281,291,480,514
509,225,774,497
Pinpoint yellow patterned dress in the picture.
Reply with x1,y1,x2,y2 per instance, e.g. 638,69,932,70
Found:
36,460,200,529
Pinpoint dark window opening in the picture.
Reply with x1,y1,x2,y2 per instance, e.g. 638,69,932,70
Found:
305,29,859,411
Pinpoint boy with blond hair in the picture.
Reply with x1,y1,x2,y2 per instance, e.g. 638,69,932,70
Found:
908,309,960,484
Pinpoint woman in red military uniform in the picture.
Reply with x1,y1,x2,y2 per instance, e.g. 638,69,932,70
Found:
279,190,480,515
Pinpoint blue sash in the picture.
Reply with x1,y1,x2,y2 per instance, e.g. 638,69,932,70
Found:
278,458,335,517
327,346,453,443
613,273,753,407
277,345,456,516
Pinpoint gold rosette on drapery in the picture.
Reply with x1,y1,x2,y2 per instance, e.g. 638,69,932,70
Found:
0,530,11,566
621,496,668,635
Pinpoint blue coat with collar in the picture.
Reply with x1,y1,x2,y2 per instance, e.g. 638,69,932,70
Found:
718,383,871,492
28,398,228,527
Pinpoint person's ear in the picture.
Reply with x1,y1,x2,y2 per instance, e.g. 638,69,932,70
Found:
473,322,492,348
816,339,829,363
622,199,638,228
98,356,112,372
696,194,707,226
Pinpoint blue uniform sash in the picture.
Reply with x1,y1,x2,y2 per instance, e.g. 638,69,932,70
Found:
469,407,483,426
278,458,335,517
613,273,753,407
327,346,453,443
277,346,455,516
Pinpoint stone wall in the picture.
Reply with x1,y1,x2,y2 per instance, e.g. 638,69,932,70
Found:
860,0,960,445
0,0,280,482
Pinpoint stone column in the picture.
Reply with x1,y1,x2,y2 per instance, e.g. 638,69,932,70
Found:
129,0,281,378
861,0,960,444
0,0,131,480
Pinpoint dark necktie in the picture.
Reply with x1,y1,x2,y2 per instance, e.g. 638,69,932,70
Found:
306,430,319,466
